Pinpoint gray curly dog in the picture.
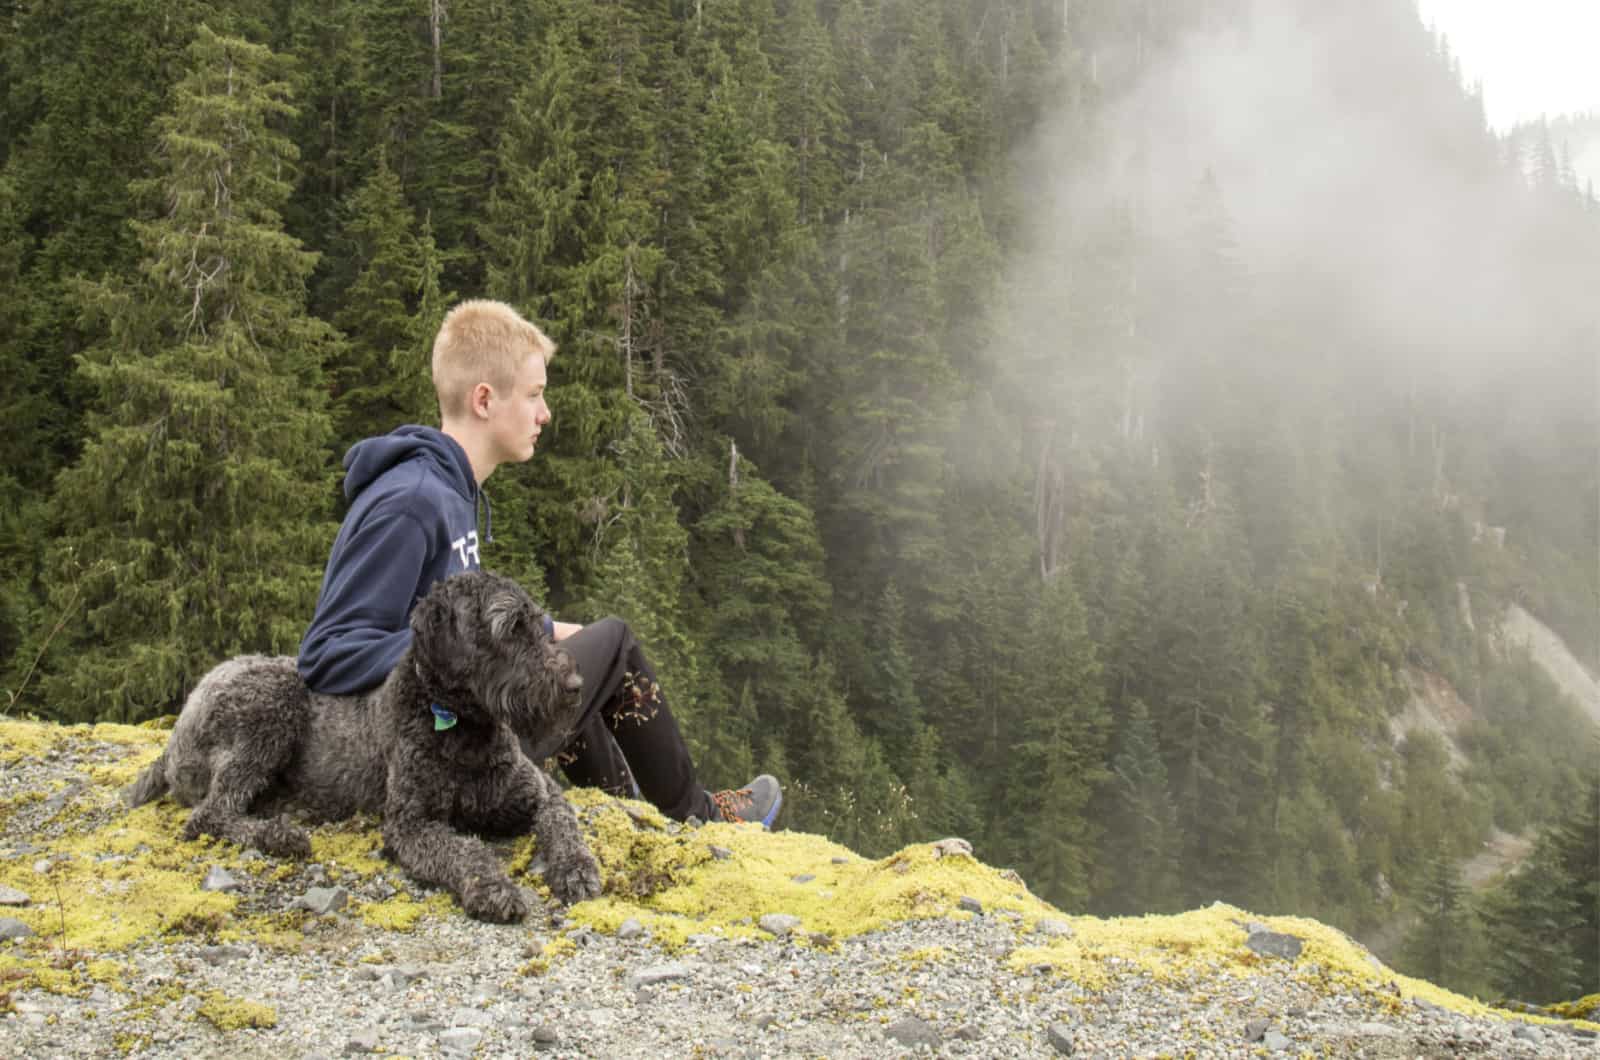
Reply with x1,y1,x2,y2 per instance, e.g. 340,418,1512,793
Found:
125,570,603,922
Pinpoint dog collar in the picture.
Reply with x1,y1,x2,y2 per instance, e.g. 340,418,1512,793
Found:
429,703,457,731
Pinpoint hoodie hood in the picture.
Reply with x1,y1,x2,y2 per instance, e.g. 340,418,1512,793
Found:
343,425,477,505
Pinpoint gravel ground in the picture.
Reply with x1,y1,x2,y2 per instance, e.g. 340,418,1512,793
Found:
2,722,1597,1059
6,896,1598,1058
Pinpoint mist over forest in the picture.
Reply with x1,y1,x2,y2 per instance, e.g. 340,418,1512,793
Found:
0,0,1595,1003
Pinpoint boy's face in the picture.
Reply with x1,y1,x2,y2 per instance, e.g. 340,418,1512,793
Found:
487,352,551,465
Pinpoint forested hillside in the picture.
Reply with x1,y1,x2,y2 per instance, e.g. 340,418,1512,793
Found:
1,0,1595,1002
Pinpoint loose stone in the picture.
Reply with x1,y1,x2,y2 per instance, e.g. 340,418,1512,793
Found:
201,866,242,892
885,1015,941,1047
0,885,29,906
759,913,801,937
437,1027,482,1055
792,873,815,883
1045,1020,1076,1054
295,886,349,915
1035,918,1074,938
1246,929,1304,961
628,962,693,990
342,1029,380,1054
0,917,34,940
1263,1029,1293,1051
617,917,644,939
958,896,984,914
709,845,733,861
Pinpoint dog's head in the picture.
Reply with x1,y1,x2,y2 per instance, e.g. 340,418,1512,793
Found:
409,571,583,744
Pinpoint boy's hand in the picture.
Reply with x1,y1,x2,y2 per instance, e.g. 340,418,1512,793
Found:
552,620,584,642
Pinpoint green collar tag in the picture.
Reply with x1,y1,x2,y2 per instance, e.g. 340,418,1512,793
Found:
430,703,457,731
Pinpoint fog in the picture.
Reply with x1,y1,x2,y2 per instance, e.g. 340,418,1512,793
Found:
1007,1,1597,423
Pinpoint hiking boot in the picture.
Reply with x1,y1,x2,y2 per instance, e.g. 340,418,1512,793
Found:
710,775,783,829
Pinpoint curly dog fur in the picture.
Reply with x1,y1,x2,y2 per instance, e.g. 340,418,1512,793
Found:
125,570,602,922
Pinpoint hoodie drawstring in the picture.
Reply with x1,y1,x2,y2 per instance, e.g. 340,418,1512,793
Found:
477,488,494,545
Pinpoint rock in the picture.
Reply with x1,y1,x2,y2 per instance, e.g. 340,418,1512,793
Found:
623,804,659,827
295,886,349,916
437,1027,482,1055
1245,930,1304,961
932,837,973,859
1511,1024,1541,1043
531,1024,560,1048
32,859,51,874
628,962,694,990
958,896,984,914
342,1030,380,1054
750,1012,778,1030
0,917,34,940
685,815,704,828
885,1016,941,1048
201,866,242,893
1262,1029,1292,1051
792,873,815,883
617,918,645,940
1244,1019,1270,1042
199,944,250,966
709,845,733,861
1351,1021,1400,1037
759,913,801,937
1045,1021,1075,1054
831,856,850,864
1035,918,1073,938
0,885,29,906
951,1024,981,1041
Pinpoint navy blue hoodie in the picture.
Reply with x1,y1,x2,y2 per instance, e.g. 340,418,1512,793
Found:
298,426,485,694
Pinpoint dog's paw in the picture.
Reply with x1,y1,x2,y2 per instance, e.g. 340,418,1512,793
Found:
547,849,603,905
461,874,529,923
258,817,312,859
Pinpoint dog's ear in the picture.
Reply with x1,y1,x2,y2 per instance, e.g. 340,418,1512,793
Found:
484,588,525,645
409,585,463,681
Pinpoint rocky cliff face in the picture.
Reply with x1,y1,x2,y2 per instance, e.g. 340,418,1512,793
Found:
0,718,1596,1057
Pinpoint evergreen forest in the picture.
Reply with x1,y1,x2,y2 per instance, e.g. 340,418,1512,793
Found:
1,0,1595,1003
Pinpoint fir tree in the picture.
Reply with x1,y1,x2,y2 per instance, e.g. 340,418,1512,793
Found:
1399,840,1485,996
32,26,337,723
330,152,448,449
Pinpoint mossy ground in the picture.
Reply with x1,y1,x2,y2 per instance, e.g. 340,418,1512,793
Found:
2,716,1596,1039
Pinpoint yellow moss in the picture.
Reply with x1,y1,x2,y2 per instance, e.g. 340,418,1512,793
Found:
1543,994,1600,1021
562,810,1049,950
517,935,576,977
897,946,950,970
354,892,452,933
195,990,277,1030
309,819,389,878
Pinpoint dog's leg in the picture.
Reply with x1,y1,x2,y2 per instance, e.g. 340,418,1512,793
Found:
382,811,529,923
524,765,603,904
458,759,602,905
183,753,311,859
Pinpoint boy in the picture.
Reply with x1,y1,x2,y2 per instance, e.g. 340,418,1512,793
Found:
298,299,781,827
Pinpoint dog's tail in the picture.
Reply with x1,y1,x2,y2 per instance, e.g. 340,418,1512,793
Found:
123,750,170,808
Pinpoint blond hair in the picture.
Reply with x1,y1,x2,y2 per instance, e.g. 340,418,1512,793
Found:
431,300,556,418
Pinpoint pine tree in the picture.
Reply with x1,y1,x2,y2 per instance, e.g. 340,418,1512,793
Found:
1482,837,1586,1005
31,26,338,723
1400,840,1485,996
329,152,448,449
999,572,1111,908
1099,697,1179,914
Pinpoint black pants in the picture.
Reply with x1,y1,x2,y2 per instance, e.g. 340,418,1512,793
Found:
529,617,714,822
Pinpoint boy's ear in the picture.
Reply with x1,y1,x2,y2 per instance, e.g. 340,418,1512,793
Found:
468,380,495,420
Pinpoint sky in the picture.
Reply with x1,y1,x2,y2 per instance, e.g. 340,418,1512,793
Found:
1414,0,1600,131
